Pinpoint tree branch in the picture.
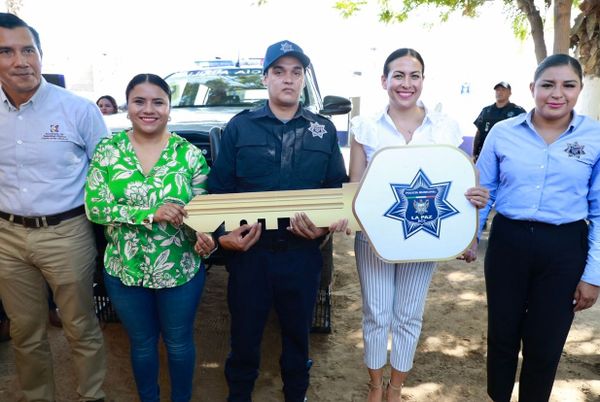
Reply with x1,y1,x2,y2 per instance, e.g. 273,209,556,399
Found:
516,0,548,63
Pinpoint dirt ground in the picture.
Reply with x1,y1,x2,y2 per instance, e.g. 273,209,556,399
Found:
0,230,599,402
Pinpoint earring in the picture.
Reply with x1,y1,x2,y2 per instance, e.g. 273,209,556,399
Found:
168,116,171,122
126,114,130,119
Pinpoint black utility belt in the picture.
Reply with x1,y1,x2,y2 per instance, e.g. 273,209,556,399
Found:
0,205,86,228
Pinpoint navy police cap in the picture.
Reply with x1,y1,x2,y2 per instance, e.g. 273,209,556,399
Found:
494,81,511,90
263,40,311,74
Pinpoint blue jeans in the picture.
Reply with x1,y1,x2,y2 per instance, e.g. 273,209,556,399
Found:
104,268,205,402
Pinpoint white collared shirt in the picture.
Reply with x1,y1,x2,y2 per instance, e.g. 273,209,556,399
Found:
350,102,463,163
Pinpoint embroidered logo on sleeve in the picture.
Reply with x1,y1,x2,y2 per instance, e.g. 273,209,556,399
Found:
308,121,327,138
564,142,585,158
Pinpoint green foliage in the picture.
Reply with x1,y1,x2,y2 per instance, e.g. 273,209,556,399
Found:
512,14,529,41
334,0,492,22
331,0,553,43
502,2,529,41
335,0,368,18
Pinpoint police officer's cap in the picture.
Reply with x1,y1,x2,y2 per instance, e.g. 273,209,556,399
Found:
493,81,511,90
262,40,311,74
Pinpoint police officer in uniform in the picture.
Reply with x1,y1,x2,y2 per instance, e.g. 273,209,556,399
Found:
472,81,526,161
198,40,349,402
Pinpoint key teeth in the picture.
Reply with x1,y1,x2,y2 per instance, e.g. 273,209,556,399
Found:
265,219,279,230
222,218,279,231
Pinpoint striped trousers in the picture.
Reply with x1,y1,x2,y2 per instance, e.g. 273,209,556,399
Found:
355,232,435,371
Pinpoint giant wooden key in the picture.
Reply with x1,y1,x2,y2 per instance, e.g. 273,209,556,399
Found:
184,145,478,262
185,182,360,232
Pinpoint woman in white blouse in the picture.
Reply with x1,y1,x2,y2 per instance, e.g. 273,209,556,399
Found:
348,48,489,402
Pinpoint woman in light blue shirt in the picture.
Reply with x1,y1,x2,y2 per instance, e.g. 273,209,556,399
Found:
475,54,600,402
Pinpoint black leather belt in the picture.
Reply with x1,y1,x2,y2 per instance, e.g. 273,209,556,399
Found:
0,205,86,228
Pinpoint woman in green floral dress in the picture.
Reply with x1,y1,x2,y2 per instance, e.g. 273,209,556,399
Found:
85,73,213,402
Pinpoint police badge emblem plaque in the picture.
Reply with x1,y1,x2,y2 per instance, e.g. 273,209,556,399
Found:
353,145,478,262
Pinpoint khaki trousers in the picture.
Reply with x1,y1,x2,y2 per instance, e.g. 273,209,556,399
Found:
0,214,106,402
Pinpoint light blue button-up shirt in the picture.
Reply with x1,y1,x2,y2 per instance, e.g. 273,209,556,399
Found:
0,78,110,216
476,110,600,286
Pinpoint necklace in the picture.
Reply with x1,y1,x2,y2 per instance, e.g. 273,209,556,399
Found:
400,126,414,135
393,122,417,142
388,106,424,142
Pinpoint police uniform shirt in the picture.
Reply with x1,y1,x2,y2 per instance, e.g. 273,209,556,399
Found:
208,103,348,194
476,110,600,286
474,102,526,136
473,102,526,156
0,78,110,216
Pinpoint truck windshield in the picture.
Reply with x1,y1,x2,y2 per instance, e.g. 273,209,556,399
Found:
166,67,268,108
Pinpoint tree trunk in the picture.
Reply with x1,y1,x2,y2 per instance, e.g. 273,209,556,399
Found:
554,0,573,54
578,75,600,120
516,0,548,63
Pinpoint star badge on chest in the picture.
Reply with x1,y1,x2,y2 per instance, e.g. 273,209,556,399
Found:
308,121,327,138
564,142,585,158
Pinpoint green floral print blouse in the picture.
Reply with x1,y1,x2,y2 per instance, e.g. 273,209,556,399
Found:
85,130,210,289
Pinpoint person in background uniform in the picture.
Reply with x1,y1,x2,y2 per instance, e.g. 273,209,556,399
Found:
348,48,489,402
473,54,600,402
196,40,349,402
96,94,118,115
85,73,211,402
472,81,526,161
0,13,108,402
